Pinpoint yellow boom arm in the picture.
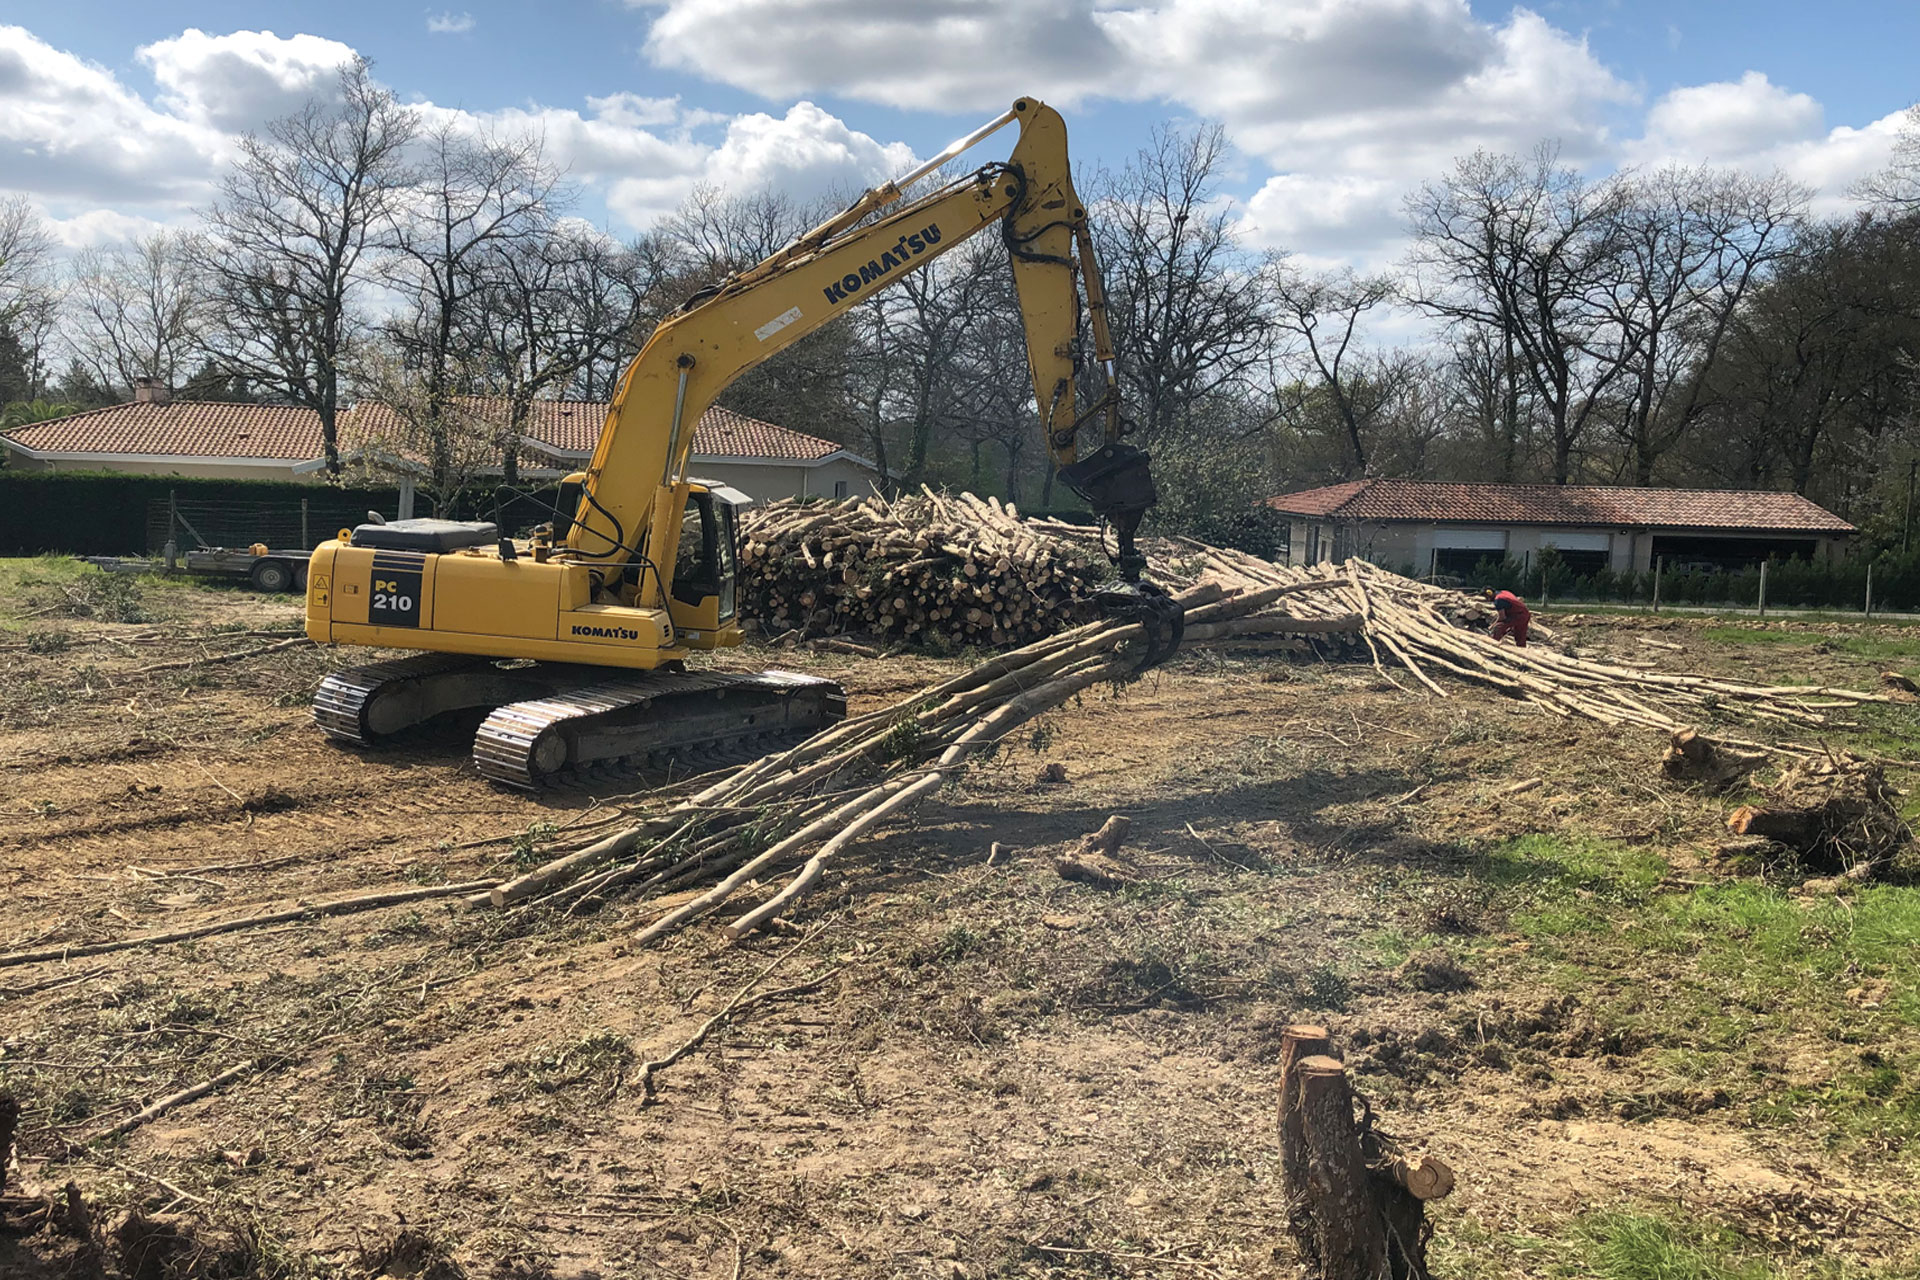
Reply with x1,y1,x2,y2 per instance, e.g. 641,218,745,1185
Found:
564,96,1155,605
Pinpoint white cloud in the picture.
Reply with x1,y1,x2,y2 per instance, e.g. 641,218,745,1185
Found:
633,0,1634,258
1625,74,1903,218
590,99,914,228
1240,173,1402,259
427,11,476,35
1634,72,1823,166
403,94,916,231
137,28,357,131
0,25,224,208
44,207,175,248
0,23,921,242
639,0,1122,113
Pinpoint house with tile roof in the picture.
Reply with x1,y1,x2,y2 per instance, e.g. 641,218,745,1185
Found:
1267,478,1855,575
0,380,879,507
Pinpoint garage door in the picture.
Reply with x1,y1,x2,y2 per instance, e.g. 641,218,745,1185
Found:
1541,532,1610,553
1434,529,1508,551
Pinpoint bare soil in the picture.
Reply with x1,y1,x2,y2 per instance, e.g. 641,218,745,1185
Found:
4,579,1919,1278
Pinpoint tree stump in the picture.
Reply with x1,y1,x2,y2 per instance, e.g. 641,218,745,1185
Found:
1661,727,1764,790
1278,1024,1332,1239
1053,815,1136,888
1279,1037,1451,1280
0,1091,16,1193
1295,1056,1389,1280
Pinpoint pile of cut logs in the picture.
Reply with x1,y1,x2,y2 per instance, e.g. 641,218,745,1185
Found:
738,491,1102,647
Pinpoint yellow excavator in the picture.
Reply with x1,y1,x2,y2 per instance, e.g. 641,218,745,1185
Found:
305,96,1181,788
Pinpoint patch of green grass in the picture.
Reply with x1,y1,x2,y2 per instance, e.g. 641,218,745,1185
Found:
1639,882,1920,1023
1436,1208,1884,1280
1567,1212,1777,1280
1481,834,1668,937
4,557,150,622
1701,626,1920,665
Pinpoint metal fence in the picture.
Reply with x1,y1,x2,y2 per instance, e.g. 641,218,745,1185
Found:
145,495,400,554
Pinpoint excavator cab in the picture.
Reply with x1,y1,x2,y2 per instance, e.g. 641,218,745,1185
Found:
665,483,746,648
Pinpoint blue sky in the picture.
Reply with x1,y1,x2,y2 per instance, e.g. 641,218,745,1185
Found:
4,1,1914,264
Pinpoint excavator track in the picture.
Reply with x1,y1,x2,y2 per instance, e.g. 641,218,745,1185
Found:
312,653,495,746
472,670,846,791
314,656,845,791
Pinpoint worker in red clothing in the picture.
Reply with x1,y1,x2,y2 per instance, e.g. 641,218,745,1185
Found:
1484,588,1531,647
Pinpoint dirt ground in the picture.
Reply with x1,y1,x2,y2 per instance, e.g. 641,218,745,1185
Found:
4,565,1920,1279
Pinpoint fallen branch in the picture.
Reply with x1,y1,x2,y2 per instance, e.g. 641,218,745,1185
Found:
632,927,838,1102
0,880,495,969
87,1059,259,1144
135,636,311,675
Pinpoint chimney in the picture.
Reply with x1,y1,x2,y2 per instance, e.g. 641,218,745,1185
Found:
132,376,171,405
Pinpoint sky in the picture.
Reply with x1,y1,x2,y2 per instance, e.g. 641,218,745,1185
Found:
2,0,1915,270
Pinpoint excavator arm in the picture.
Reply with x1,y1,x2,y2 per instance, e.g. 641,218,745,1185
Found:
566,96,1160,602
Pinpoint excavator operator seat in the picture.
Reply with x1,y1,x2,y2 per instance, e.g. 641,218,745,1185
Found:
349,518,499,554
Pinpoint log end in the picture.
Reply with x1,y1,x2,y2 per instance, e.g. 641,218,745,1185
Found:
1402,1153,1457,1201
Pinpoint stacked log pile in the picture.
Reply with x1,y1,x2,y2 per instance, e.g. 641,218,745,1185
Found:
738,491,1102,647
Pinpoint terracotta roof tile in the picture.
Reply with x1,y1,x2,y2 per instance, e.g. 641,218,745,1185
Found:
4,397,852,466
3,401,324,459
1267,478,1854,534
479,398,845,462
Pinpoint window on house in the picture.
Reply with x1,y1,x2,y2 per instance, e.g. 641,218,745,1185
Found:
833,480,849,499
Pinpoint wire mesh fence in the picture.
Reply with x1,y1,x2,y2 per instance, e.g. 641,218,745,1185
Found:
146,495,401,554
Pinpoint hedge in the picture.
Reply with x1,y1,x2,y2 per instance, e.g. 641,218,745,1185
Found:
0,472,402,557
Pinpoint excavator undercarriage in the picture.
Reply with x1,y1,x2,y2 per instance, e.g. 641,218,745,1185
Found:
314,655,845,790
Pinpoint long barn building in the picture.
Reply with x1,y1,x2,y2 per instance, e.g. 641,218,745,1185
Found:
1267,479,1855,575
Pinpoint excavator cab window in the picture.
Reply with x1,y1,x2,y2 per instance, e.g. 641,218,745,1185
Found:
671,492,737,622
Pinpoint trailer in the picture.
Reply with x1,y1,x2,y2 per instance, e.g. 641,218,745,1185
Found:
82,546,312,592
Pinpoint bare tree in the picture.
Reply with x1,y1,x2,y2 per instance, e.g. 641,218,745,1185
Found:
563,233,669,402
196,59,416,472
1602,167,1808,484
1432,324,1537,481
379,121,567,498
0,197,55,328
655,184,863,445
1094,124,1269,451
1856,103,1920,215
0,196,59,398
1404,145,1636,483
1265,260,1399,477
65,231,209,394
472,225,651,484
658,182,811,277
350,341,500,515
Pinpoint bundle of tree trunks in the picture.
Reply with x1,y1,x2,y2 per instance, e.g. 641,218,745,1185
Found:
484,520,1889,942
738,490,1102,648
1172,550,1889,739
485,575,1364,935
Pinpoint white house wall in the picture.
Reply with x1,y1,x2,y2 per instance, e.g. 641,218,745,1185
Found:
1288,520,1848,574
